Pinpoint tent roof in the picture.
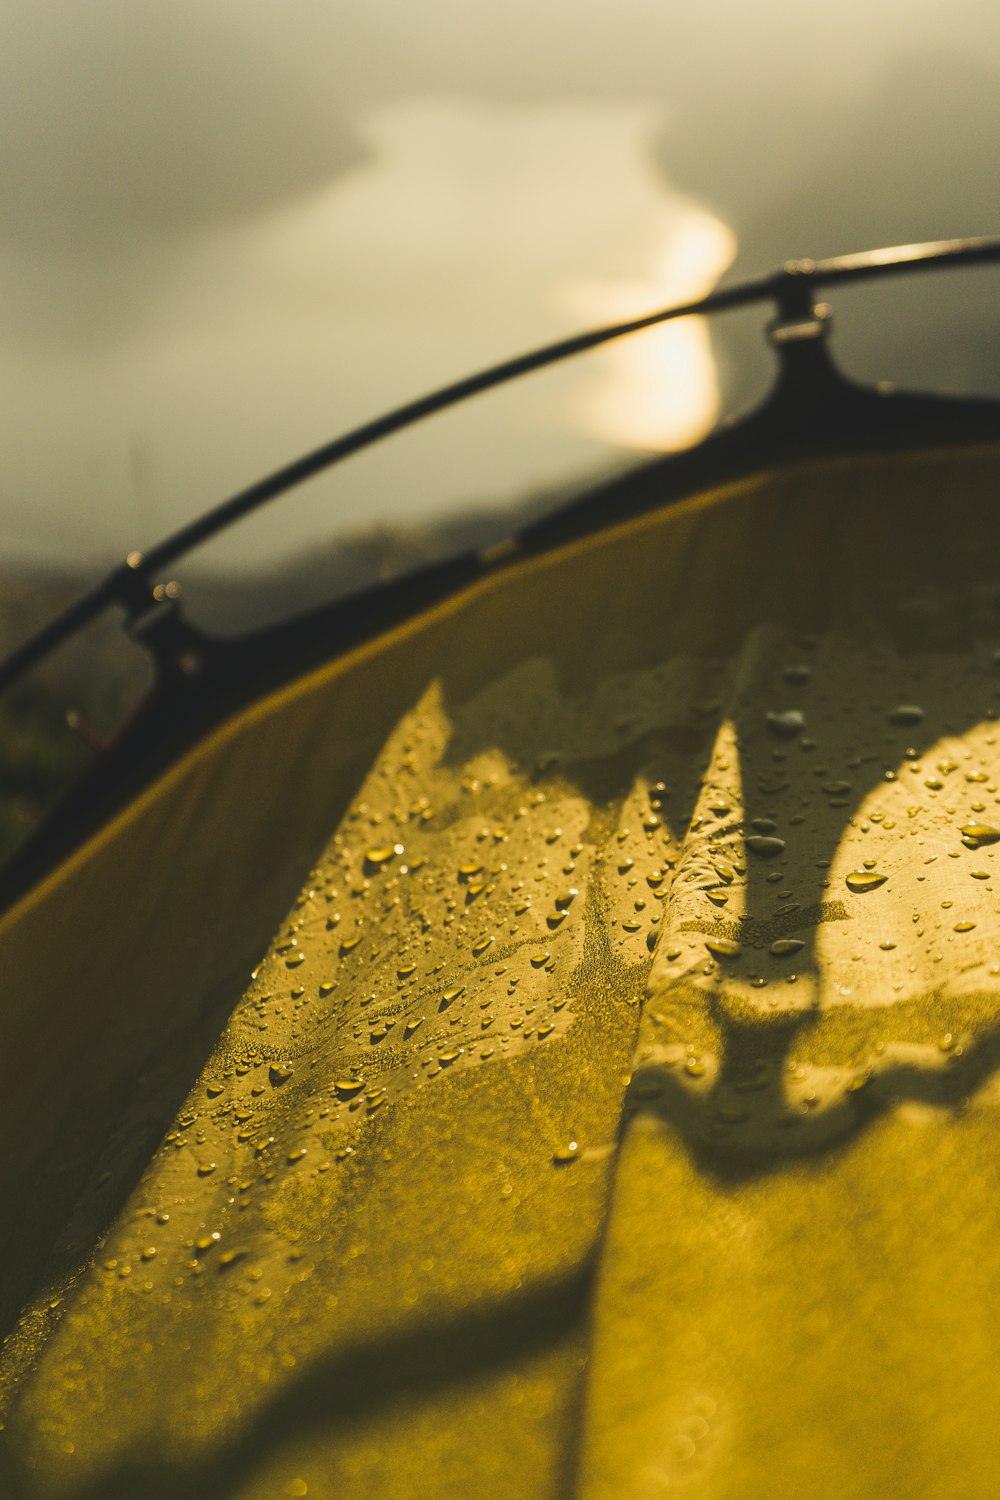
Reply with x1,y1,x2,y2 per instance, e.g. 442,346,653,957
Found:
4,442,1000,1494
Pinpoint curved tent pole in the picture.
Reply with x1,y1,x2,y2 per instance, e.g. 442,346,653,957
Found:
2,235,1000,699
3,235,1000,912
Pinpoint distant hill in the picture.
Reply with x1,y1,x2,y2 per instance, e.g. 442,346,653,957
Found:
0,471,616,864
178,489,566,637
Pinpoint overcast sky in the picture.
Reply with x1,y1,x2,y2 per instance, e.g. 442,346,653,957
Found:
1,0,998,570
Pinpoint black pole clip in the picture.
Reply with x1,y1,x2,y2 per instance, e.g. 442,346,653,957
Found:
116,552,211,684
764,261,847,413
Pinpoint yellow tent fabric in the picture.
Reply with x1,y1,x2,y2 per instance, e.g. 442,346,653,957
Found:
2,443,1000,1497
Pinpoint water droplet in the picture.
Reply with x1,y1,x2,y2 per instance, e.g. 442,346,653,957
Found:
888,705,925,726
632,1076,663,1099
766,710,805,739
441,985,465,1005
438,1049,461,1065
846,871,888,893
823,781,852,796
285,952,304,968
195,1232,221,1254
404,1017,424,1039
705,937,741,959
340,934,362,954
530,951,550,967
269,1063,294,1085
684,1057,706,1078
334,1077,364,1095
206,1082,224,1098
140,1246,157,1261
197,1162,217,1177
769,938,804,957
284,1480,309,1497
552,1141,580,1163
782,664,811,684
471,936,494,956
961,823,1000,847
746,835,786,858
365,846,398,868
954,921,976,932
287,1147,307,1163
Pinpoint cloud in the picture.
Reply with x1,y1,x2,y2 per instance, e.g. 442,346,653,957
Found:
0,0,996,568
0,98,730,567
0,0,363,250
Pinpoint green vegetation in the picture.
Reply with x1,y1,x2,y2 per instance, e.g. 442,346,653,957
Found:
0,678,93,864
0,569,151,869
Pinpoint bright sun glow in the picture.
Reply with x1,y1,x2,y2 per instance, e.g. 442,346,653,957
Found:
564,211,737,452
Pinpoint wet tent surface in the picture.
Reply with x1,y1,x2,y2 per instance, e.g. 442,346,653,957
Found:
3,445,1000,1496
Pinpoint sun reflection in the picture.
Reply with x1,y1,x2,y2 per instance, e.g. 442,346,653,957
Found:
564,210,737,452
